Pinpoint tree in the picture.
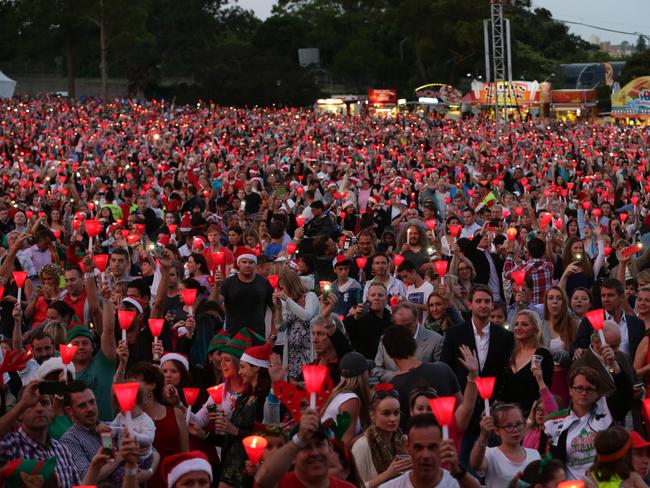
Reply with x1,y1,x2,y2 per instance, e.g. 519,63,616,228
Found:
637,35,648,52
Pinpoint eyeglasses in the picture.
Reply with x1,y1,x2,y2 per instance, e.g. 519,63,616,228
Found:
571,386,598,395
458,267,471,272
498,421,525,432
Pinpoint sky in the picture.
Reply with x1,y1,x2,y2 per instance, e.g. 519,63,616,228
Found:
235,0,650,45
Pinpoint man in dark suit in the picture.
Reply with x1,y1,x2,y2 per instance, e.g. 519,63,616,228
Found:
457,225,505,303
440,284,514,465
573,278,645,361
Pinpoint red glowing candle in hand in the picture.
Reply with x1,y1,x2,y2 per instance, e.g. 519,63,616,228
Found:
113,382,140,434
557,481,585,488
243,435,268,465
59,343,78,365
393,254,405,268
506,227,517,241
302,364,328,409
355,257,367,270
475,377,496,416
12,271,27,304
85,219,101,252
183,388,201,424
117,310,137,342
585,308,606,346
448,224,461,238
295,216,305,227
433,260,448,278
286,243,297,255
429,396,456,439
512,269,526,287
208,384,224,406
180,288,198,317
93,254,108,272
268,274,279,289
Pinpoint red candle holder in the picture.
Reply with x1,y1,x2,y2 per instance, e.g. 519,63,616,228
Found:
286,243,297,255
425,219,436,231
59,344,78,365
148,318,164,338
268,274,279,289
183,387,201,423
168,224,177,235
135,224,146,236
211,251,224,266
355,257,367,270
448,224,461,238
85,219,101,238
180,288,198,317
295,216,305,227
512,269,526,287
475,377,496,416
113,382,139,412
506,228,517,241
393,254,405,268
243,435,268,465
302,364,328,409
557,482,585,488
118,309,136,342
208,384,223,405
429,396,456,439
93,254,108,272
433,260,448,278
585,308,606,345
12,271,27,288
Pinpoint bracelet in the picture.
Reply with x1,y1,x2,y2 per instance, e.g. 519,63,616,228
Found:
124,466,138,476
292,433,307,449
84,272,96,279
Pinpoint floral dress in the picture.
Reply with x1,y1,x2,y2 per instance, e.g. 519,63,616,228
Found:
280,292,319,380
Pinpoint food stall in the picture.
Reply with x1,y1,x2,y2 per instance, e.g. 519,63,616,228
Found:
550,89,598,120
470,80,543,119
367,89,398,117
611,76,650,125
315,95,365,115
414,83,462,118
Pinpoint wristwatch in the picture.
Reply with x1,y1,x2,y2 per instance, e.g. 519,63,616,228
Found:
291,433,307,449
451,466,467,480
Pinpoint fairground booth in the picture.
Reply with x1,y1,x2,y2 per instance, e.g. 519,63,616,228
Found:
367,88,398,117
550,89,598,120
414,83,462,118
611,76,650,126
470,80,546,119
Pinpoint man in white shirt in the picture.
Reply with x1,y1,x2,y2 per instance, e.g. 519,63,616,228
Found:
460,208,481,239
362,253,407,301
379,414,480,488
397,260,434,324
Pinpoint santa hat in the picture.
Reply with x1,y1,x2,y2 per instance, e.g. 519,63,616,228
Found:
160,352,189,372
367,196,378,206
121,297,145,314
237,252,258,264
240,344,273,368
37,357,75,381
192,235,207,250
332,254,352,267
162,451,212,488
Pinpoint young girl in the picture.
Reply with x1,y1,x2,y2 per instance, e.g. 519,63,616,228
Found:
507,458,565,488
110,383,156,484
585,426,648,488
470,403,541,488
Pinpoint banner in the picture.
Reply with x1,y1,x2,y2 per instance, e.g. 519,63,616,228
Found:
368,89,397,104
611,76,650,116
414,83,462,104
470,80,541,106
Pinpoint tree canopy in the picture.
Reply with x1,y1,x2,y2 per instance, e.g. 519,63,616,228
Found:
0,0,606,105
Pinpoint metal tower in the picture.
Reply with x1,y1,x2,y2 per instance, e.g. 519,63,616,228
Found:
483,0,513,140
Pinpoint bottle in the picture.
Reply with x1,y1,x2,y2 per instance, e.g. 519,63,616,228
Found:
263,391,281,425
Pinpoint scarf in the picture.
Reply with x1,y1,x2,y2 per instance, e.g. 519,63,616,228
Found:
366,425,406,474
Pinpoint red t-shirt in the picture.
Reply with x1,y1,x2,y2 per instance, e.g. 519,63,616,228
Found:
279,472,355,488
63,288,87,323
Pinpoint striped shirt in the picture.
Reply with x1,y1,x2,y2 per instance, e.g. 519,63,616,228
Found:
0,428,80,488
60,424,102,479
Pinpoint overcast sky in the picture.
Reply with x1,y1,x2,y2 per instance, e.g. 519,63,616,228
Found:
235,0,650,45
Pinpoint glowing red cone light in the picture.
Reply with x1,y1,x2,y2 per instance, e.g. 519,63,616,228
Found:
180,288,198,317
286,243,297,255
585,308,606,346
211,251,224,267
302,364,328,409
243,435,268,465
183,388,201,423
448,224,461,238
475,376,496,416
296,216,305,227
117,310,136,342
113,382,140,434
268,274,279,289
12,271,27,304
425,219,436,231
506,227,517,241
59,344,78,365
512,269,526,287
208,384,224,406
168,224,177,235
429,396,456,439
355,257,367,270
85,219,101,252
148,318,164,360
433,260,448,278
93,254,108,283
393,254,405,268
557,482,585,488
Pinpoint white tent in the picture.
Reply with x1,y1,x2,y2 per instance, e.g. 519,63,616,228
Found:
0,71,16,99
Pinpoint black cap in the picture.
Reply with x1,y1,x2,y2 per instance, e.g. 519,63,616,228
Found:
339,352,369,378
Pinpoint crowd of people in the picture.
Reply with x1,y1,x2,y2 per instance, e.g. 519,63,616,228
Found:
0,95,648,487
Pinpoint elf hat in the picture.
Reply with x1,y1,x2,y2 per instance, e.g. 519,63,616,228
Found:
240,344,273,369
0,458,57,488
162,451,212,488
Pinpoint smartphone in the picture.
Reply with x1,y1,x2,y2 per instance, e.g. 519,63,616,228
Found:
343,236,352,251
572,252,583,263
101,432,113,455
361,301,371,316
38,381,67,396
207,404,217,413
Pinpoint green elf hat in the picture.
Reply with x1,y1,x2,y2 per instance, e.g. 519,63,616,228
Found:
207,330,229,354
67,325,94,343
68,315,84,329
220,328,266,358
0,458,57,488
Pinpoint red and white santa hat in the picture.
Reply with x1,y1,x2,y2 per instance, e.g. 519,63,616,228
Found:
240,344,273,368
162,451,212,488
160,352,189,372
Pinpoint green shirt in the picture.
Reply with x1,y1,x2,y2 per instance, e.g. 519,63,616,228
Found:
49,415,73,440
76,351,116,422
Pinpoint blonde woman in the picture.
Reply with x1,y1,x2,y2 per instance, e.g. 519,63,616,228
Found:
495,309,554,415
449,255,476,311
320,351,371,448
43,320,68,348
24,264,64,327
273,269,319,379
